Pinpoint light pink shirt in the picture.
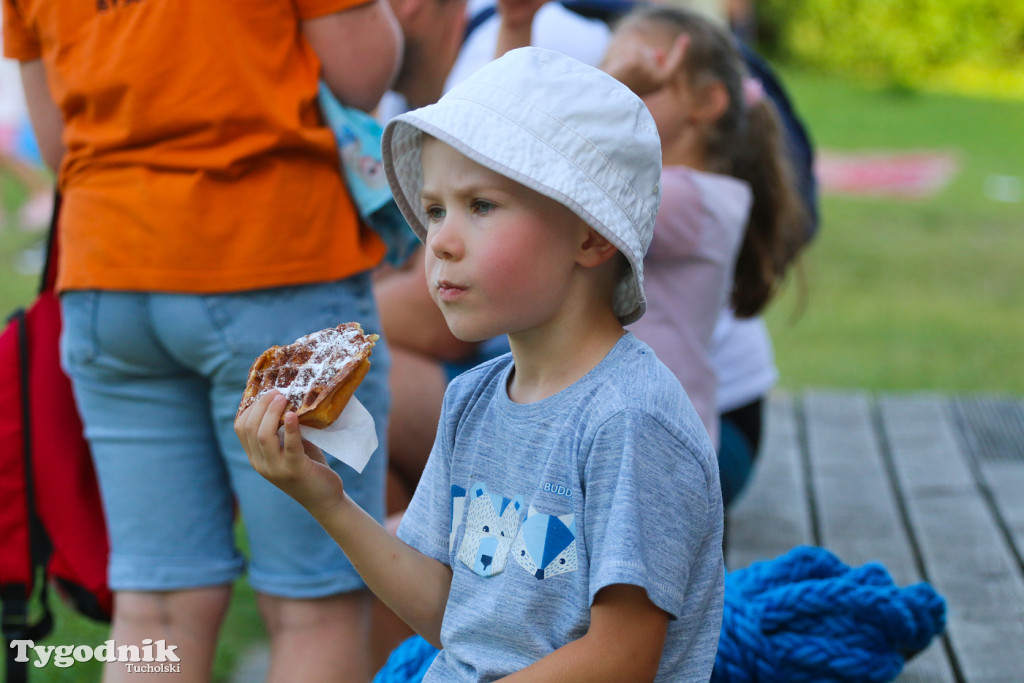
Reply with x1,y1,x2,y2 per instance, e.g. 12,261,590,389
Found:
629,166,751,447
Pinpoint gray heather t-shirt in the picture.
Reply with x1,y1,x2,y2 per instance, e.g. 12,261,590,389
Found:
397,333,724,682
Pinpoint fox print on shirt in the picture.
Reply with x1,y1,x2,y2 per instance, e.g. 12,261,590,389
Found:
512,506,578,579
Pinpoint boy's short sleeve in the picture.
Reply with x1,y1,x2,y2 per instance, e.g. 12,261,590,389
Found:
396,388,460,565
3,0,42,60
583,407,719,620
397,441,455,564
294,0,376,20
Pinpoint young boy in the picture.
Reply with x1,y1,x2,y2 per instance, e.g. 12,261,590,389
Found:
236,47,724,681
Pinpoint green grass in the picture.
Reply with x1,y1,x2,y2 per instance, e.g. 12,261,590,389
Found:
0,175,45,316
763,67,1024,394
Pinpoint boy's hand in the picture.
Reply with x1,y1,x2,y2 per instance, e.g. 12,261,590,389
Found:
235,390,346,517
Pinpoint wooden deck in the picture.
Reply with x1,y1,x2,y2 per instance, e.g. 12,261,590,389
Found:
725,390,1024,683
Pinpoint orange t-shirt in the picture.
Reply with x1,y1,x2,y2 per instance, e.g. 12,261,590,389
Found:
3,0,385,293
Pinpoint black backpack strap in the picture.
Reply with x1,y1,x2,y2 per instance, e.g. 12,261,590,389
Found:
2,584,54,683
463,5,496,41
38,193,61,296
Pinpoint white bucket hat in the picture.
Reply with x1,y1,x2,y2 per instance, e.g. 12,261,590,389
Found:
381,47,662,324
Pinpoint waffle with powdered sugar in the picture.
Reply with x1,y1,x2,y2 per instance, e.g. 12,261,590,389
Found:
236,323,378,428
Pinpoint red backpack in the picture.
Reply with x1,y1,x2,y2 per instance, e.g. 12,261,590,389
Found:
0,196,112,682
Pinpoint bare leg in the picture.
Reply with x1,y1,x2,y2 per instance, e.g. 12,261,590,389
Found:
258,590,373,683
386,346,446,497
103,585,232,683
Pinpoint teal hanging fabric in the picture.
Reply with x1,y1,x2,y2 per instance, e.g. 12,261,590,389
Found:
319,87,420,267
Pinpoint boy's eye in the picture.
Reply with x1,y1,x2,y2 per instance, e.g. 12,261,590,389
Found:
472,200,495,216
424,205,446,222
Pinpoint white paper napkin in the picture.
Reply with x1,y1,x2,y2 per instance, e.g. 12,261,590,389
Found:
287,397,378,473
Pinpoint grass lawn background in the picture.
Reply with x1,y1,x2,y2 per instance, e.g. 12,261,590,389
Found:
1,66,1021,680
762,67,1023,394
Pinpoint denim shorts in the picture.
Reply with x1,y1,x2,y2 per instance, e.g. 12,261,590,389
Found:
60,275,390,597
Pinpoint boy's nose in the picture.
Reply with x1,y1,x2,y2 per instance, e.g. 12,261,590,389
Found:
427,215,464,261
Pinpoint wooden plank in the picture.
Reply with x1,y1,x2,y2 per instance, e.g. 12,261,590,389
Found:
977,460,1024,563
803,390,921,583
952,396,1024,464
802,391,955,682
725,392,813,570
953,397,1024,568
880,395,1024,683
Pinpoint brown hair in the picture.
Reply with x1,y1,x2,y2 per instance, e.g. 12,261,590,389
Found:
616,6,807,317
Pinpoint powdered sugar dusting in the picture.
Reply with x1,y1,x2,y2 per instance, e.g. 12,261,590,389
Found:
279,326,363,409
239,324,375,416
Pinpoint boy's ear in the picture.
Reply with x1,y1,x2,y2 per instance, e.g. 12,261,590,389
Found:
577,228,620,268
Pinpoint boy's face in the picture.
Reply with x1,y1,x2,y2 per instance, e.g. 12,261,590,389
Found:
419,137,590,343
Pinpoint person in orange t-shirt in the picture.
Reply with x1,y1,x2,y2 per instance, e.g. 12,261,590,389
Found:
3,0,402,678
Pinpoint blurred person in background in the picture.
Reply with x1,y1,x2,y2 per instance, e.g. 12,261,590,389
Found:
3,0,401,680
